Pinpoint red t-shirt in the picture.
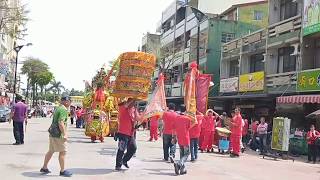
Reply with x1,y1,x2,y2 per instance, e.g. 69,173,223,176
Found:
204,115,216,132
307,130,320,144
201,116,207,129
174,114,191,146
150,116,159,127
118,105,135,137
162,111,177,135
189,115,203,138
252,122,258,134
231,114,242,136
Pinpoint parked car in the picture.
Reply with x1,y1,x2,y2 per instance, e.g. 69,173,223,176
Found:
0,106,11,122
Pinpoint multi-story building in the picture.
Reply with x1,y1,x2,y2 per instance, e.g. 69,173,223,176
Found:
220,0,320,128
158,0,268,105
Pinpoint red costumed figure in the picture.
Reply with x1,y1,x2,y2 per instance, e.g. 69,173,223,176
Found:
230,108,242,157
149,115,159,141
201,109,216,152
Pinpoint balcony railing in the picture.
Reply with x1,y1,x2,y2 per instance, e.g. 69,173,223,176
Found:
268,15,302,38
266,71,297,93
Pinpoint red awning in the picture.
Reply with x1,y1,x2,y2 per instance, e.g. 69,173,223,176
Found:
277,95,320,104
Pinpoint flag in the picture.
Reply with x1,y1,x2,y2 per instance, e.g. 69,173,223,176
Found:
196,74,211,114
190,6,206,22
142,74,167,121
184,62,198,126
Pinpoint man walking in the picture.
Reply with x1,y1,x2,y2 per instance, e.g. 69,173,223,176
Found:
40,96,72,177
189,112,203,161
162,103,177,162
11,96,27,145
173,105,191,175
115,98,140,171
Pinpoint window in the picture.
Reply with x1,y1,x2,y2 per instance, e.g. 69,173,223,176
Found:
253,11,263,20
229,60,239,77
221,33,235,43
280,0,298,21
250,53,264,73
278,47,296,73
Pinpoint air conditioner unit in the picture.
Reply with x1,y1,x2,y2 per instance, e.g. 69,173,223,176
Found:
290,43,299,56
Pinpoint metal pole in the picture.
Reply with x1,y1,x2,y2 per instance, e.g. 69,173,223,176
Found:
12,51,19,103
196,24,200,66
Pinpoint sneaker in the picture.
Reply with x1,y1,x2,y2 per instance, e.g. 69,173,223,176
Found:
190,159,195,162
169,156,175,163
180,165,187,175
123,162,129,169
115,166,122,171
12,142,21,145
40,168,51,174
60,170,73,177
173,163,180,175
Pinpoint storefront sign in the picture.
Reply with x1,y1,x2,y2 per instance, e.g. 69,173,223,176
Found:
297,69,320,92
239,71,264,92
271,117,291,152
303,0,320,36
220,77,238,93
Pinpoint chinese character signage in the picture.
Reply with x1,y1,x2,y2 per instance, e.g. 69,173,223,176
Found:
239,71,264,92
220,77,238,93
297,69,320,92
271,117,291,152
303,0,320,36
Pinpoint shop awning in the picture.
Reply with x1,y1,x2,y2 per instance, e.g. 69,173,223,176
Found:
276,95,320,104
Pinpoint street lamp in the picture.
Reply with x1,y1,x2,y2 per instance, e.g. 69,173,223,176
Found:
185,5,207,66
12,43,32,103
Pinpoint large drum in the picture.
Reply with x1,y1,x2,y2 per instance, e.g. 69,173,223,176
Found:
112,52,156,100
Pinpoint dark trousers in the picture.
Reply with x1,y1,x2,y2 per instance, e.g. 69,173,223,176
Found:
70,117,74,125
162,134,176,160
76,118,84,128
190,138,199,160
13,121,24,144
115,133,137,168
308,144,317,162
259,134,267,154
178,145,190,167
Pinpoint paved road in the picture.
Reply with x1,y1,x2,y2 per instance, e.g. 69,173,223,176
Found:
0,118,319,180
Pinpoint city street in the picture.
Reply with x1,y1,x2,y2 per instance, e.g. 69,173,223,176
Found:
0,118,319,180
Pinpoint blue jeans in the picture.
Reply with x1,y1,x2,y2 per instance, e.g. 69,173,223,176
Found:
190,138,199,160
115,133,137,168
162,134,176,160
178,145,190,167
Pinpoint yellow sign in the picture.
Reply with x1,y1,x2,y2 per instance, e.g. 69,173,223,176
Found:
239,71,264,92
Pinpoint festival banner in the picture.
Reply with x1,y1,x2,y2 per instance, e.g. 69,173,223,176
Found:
303,0,320,36
196,74,211,114
184,63,197,125
142,74,167,121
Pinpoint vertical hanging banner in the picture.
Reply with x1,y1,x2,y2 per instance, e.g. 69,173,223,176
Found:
184,62,198,125
142,74,167,121
196,74,211,114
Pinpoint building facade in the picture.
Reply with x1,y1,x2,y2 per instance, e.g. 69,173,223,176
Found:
156,0,268,105
220,0,320,129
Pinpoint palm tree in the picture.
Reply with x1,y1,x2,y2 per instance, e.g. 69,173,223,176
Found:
47,79,65,102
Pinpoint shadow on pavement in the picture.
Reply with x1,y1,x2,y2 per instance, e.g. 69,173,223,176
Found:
141,158,167,163
97,147,117,156
144,168,176,176
22,171,58,178
68,168,114,175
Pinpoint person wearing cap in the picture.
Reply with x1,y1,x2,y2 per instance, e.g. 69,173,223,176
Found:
10,95,28,145
40,96,72,177
115,98,141,171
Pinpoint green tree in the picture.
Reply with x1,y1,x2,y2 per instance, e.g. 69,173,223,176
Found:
21,58,49,105
37,70,54,99
47,79,65,102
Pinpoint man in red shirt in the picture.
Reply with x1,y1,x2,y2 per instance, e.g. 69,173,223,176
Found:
115,98,140,171
201,109,218,153
189,112,203,161
162,103,177,162
230,107,242,157
173,105,191,175
199,114,207,151
149,116,159,141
